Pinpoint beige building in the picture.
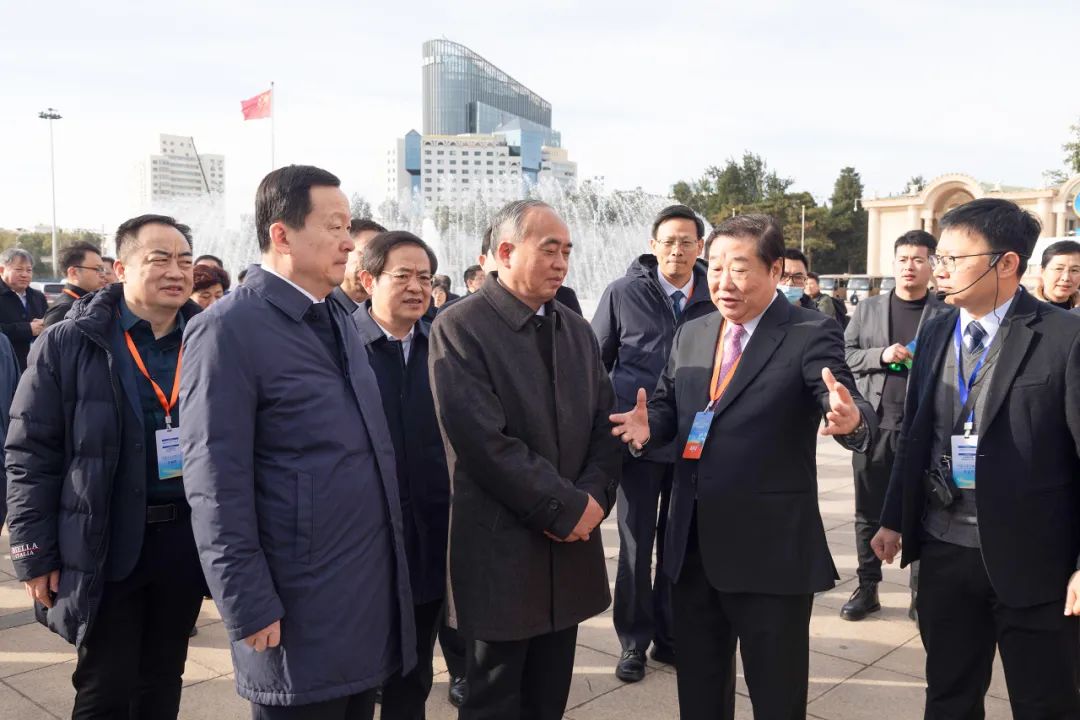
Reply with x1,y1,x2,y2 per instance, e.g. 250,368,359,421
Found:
863,173,1080,276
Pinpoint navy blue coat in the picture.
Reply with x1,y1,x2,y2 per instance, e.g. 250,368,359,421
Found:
180,266,416,706
0,280,48,371
592,256,715,462
354,305,449,605
5,285,202,644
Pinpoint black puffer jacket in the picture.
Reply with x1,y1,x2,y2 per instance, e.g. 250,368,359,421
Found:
4,284,201,645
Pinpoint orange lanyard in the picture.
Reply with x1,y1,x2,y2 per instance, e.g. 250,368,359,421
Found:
708,320,743,404
62,288,80,300
124,332,182,428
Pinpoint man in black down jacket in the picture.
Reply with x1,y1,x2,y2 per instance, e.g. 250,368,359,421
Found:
5,214,205,719
592,204,716,682
0,247,48,371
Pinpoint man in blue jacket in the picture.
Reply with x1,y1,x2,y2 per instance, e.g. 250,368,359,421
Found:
180,165,416,720
6,214,204,718
592,204,715,682
354,230,450,719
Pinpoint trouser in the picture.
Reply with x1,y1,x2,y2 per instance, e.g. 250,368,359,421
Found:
672,541,810,720
459,625,578,720
380,598,444,720
613,457,674,654
72,511,205,720
251,691,377,720
438,616,466,679
918,537,1080,719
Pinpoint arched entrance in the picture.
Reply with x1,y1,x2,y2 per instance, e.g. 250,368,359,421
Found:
920,175,982,236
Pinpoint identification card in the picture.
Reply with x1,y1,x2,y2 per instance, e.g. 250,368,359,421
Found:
950,434,978,490
682,411,714,460
155,426,184,480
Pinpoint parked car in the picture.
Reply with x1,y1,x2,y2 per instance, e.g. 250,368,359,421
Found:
30,280,64,305
819,274,850,302
880,276,896,293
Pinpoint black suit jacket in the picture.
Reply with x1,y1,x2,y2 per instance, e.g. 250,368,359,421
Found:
881,289,1080,607
650,293,877,594
0,281,48,371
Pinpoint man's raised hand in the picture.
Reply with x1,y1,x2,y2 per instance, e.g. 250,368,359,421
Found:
609,388,650,451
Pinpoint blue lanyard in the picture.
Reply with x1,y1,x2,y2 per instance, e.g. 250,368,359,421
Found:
953,317,991,434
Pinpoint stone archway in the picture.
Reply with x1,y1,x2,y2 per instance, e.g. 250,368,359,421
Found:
919,175,982,236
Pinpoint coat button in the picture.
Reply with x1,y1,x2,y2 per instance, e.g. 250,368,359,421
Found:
548,499,560,511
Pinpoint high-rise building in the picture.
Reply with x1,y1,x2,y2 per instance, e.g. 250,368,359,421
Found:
423,39,552,136
138,134,224,206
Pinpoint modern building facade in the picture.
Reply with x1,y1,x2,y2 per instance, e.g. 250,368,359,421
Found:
422,39,552,136
862,172,1080,276
139,134,224,205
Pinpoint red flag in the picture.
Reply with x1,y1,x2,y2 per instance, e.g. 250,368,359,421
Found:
241,89,272,120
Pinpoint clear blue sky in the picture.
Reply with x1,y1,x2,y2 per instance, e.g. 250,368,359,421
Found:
1,0,1077,233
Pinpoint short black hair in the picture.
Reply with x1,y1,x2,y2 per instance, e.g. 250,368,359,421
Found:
432,274,451,291
1041,240,1080,269
939,198,1040,275
362,231,438,278
237,267,248,284
705,214,785,269
782,247,809,270
894,229,937,254
114,214,192,260
480,225,494,257
102,256,115,265
194,254,224,267
463,264,484,285
652,204,704,240
350,218,387,237
807,271,819,281
59,241,102,273
255,165,341,253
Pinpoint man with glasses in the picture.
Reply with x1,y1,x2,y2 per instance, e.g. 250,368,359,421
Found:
873,199,1080,717
842,230,942,622
0,248,48,371
592,204,715,683
779,248,820,310
43,241,107,328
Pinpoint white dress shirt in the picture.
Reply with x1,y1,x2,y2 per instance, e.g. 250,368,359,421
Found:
657,272,694,314
260,264,324,304
369,312,416,364
958,292,1017,350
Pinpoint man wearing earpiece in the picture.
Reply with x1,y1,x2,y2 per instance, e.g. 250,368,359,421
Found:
873,198,1080,718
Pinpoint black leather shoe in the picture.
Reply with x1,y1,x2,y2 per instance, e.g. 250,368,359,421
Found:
448,676,467,708
615,650,647,683
840,583,881,621
649,644,676,666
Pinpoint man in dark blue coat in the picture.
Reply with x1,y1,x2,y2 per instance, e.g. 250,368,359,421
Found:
6,214,205,718
353,230,450,719
180,165,415,720
591,204,715,682
0,247,48,371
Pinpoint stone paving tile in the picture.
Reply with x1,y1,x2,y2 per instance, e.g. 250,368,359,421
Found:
872,635,1010,701
0,680,55,720
177,674,249,720
0,578,28,619
2,659,74,718
809,612,921,667
0,623,75,680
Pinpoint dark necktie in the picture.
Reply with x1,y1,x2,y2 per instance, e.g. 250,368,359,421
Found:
671,290,685,322
964,321,987,354
305,302,343,372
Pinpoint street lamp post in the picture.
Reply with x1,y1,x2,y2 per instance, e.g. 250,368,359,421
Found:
38,108,62,277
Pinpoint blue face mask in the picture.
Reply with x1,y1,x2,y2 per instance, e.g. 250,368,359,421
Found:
778,285,803,304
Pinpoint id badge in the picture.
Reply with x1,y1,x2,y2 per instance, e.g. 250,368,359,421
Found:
155,426,184,480
950,434,978,489
682,411,714,460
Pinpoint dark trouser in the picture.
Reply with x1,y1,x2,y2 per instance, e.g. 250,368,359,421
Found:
438,616,466,679
459,625,578,720
672,542,810,720
613,457,674,654
72,512,205,720
852,427,901,585
918,537,1080,719
251,691,377,720
381,598,444,720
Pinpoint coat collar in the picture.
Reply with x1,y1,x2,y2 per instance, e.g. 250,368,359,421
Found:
331,285,360,314
480,272,554,331
352,300,430,347
242,264,316,323
708,293,792,418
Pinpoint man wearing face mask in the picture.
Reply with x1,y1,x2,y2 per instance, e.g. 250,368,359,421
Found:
873,199,1080,718
779,248,820,310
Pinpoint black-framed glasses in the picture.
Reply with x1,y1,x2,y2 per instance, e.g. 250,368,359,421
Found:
780,272,807,286
928,253,1001,273
74,265,107,275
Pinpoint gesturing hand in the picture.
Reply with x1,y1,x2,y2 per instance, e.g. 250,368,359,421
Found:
609,388,650,451
244,620,281,652
24,569,60,609
820,367,861,436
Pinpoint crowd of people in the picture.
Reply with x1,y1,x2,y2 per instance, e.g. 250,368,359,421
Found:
1,163,1080,720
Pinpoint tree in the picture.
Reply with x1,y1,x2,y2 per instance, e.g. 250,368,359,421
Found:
0,229,106,278
906,175,926,193
1065,119,1080,175
349,193,372,219
813,167,868,274
670,152,793,220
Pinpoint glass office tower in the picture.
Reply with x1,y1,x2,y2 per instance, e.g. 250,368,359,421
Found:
422,39,553,136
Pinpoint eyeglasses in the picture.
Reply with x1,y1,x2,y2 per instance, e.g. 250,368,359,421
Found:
380,271,433,287
74,265,107,275
780,272,807,286
656,239,700,250
928,253,1002,273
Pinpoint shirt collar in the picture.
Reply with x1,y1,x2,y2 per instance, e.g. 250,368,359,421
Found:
958,290,1017,349
656,271,693,300
368,311,416,344
260,263,324,304
119,296,186,334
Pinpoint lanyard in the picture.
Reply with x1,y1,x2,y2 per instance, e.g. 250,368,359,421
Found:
953,317,990,438
706,320,743,409
62,288,80,300
124,332,182,429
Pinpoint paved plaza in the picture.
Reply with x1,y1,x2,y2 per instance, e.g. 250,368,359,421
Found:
0,436,1013,719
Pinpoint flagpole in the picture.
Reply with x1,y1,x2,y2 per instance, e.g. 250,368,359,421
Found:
270,81,275,170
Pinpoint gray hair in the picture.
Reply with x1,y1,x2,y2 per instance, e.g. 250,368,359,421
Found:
490,199,553,246
0,248,34,266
